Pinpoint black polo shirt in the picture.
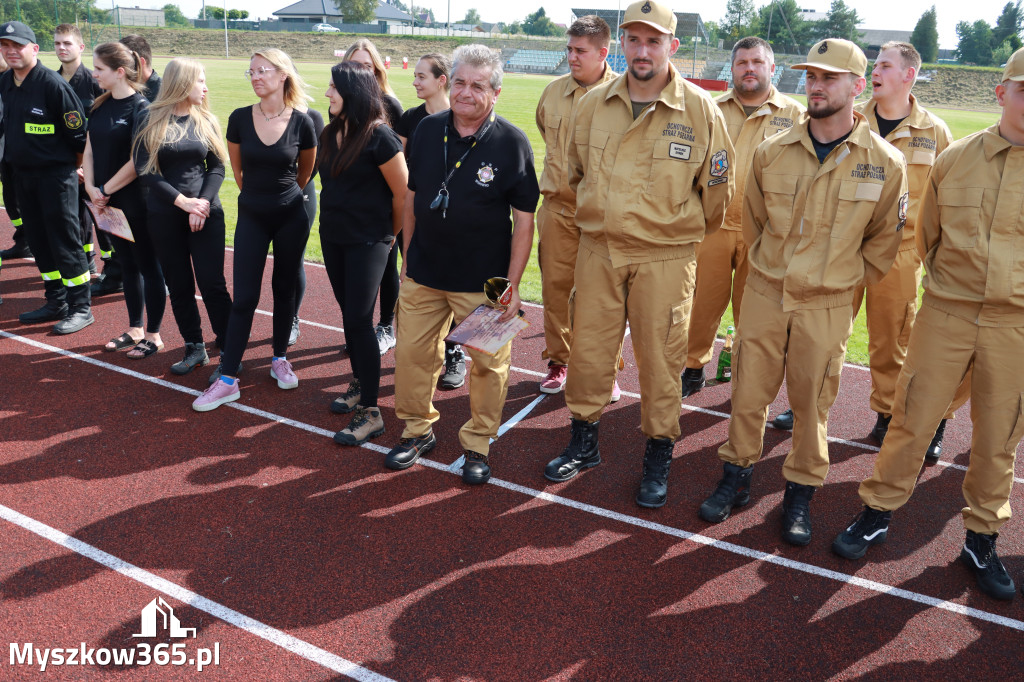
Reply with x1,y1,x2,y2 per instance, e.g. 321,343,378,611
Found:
0,63,87,170
406,110,539,293
58,62,102,112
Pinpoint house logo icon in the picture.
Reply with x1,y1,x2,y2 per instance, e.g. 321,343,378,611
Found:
132,597,197,638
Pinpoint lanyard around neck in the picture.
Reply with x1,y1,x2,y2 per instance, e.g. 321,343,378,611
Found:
441,112,495,190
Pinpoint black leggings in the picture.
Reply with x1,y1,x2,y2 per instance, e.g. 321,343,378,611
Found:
220,194,310,375
114,206,166,333
377,232,401,327
293,181,317,316
148,207,232,347
322,239,391,408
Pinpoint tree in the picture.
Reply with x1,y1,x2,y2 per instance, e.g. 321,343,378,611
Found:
333,0,377,24
751,0,812,54
1,0,109,36
205,5,224,20
520,7,561,37
910,6,939,63
721,0,754,41
227,9,249,20
462,8,481,25
993,1,1024,52
813,0,862,44
955,20,995,65
162,4,190,26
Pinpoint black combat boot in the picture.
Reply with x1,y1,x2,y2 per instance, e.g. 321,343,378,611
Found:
781,481,816,546
544,418,600,482
635,437,675,508
699,462,753,523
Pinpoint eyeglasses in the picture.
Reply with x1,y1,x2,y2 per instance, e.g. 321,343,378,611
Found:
244,66,277,80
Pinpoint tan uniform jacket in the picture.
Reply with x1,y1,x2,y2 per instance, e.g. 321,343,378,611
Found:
536,64,616,215
856,95,952,243
717,86,804,232
918,125,1024,327
568,64,735,268
744,112,908,311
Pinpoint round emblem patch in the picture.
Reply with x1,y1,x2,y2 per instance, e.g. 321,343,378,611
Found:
641,1,652,13
477,165,495,184
818,41,829,54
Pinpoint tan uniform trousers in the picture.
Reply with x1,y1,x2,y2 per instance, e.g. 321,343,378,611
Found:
565,242,696,440
538,203,579,366
685,228,749,369
719,286,854,487
851,244,971,419
859,302,1024,534
394,277,511,456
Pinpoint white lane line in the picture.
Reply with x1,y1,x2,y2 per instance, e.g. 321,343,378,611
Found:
0,503,394,681
4,330,1023,633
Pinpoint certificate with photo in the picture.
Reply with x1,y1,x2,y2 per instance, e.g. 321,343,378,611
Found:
445,304,530,356
85,201,135,242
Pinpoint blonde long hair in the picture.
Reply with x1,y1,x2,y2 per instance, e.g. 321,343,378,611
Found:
251,47,314,110
134,57,227,176
343,39,394,96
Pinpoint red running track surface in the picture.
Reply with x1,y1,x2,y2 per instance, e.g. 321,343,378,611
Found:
0,242,1022,680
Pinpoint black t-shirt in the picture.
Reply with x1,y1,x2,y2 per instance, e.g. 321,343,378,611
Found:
382,94,402,129
810,129,852,165
395,102,430,139
143,70,162,103
133,113,226,213
88,92,149,214
226,106,317,207
875,111,905,140
406,111,539,293
59,62,103,112
319,124,403,245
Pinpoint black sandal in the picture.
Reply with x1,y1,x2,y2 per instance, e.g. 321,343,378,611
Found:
126,339,164,359
104,333,138,352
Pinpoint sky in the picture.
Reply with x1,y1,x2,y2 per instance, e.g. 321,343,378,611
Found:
156,1,999,51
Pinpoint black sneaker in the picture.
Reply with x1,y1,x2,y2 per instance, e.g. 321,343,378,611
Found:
781,481,815,546
385,431,436,470
699,462,753,522
170,342,210,375
771,409,794,430
832,506,892,560
53,308,94,335
19,301,68,323
925,419,947,462
440,344,466,389
636,437,675,508
870,412,891,444
681,366,705,399
0,243,32,259
462,451,491,485
90,273,124,296
544,418,600,482
960,530,1016,601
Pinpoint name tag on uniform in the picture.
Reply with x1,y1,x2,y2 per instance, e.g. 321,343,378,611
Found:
25,123,54,134
668,142,691,160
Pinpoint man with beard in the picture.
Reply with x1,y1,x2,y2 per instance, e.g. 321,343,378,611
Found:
681,36,803,398
698,39,907,545
544,0,734,508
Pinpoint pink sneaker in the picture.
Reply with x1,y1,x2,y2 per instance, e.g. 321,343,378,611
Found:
270,357,298,389
540,363,568,394
610,380,622,403
192,379,240,412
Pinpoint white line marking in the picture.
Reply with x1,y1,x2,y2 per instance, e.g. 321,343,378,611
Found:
3,329,1022,633
0,503,394,681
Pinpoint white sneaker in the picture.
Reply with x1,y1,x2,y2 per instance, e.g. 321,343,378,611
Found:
376,324,396,355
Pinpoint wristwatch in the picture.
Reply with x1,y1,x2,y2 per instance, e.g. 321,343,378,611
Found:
99,184,110,197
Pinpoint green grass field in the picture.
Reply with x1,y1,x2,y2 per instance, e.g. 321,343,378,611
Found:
27,54,1002,364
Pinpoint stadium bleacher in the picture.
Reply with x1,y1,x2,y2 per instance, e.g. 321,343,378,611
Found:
505,49,565,74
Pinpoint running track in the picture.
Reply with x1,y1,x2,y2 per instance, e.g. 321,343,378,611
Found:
1,233,1022,680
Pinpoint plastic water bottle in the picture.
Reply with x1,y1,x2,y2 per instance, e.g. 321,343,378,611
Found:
716,325,735,382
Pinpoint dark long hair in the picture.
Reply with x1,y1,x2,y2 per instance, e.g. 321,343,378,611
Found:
91,41,145,112
320,62,385,178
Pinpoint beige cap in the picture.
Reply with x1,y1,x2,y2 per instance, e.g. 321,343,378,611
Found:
791,39,867,77
1002,47,1024,81
619,0,677,36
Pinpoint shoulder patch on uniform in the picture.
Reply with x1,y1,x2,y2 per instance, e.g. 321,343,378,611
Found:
897,192,908,231
710,149,729,177
64,110,83,129
668,142,691,160
709,177,728,186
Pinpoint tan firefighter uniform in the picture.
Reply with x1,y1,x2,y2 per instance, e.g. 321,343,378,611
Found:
564,63,735,439
685,86,804,370
536,63,616,366
719,112,908,486
860,124,1024,534
851,95,971,419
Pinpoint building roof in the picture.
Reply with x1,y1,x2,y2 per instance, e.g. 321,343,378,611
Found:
571,8,707,41
273,0,412,22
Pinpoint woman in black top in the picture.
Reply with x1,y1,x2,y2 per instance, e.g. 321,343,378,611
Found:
322,62,408,446
83,42,166,358
133,57,232,377
191,48,317,412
